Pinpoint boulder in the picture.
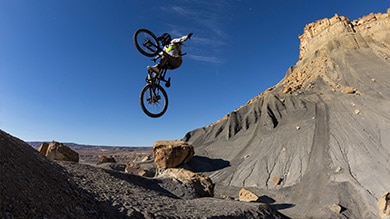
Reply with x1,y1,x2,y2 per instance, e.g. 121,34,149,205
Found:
270,176,283,186
378,192,390,219
96,155,116,165
330,204,344,214
239,188,260,202
153,140,194,169
39,141,79,162
125,160,155,177
37,142,49,156
156,168,214,198
125,161,142,174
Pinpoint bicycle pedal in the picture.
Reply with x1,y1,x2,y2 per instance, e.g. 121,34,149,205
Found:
165,77,171,88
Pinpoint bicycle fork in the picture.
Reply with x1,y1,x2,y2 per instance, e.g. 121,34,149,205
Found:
147,84,161,104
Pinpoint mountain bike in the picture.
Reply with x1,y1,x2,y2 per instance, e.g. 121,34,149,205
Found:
133,29,191,118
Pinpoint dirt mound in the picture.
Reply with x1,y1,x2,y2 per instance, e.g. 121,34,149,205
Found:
0,129,287,218
183,9,390,218
0,130,116,218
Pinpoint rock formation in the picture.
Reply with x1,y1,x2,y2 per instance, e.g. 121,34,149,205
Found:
38,141,79,162
96,155,116,164
153,140,194,168
183,8,390,218
156,168,214,198
125,160,155,177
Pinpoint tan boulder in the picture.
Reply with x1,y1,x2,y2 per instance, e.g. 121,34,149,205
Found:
37,142,49,156
96,155,116,165
141,155,150,162
125,160,156,177
153,140,194,169
343,86,357,94
39,141,79,162
270,176,283,186
156,168,214,197
330,203,344,214
125,161,145,176
378,192,390,219
239,188,260,202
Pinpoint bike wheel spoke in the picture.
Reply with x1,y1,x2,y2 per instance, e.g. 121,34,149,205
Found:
142,86,166,116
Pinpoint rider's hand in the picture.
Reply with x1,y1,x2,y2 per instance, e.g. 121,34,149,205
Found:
187,33,193,40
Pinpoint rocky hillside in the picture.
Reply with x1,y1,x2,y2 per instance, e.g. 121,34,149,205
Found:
183,9,390,218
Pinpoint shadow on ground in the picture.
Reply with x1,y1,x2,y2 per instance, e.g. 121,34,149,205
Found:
259,195,295,212
182,155,230,172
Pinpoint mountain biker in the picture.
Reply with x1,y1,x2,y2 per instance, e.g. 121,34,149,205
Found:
147,32,193,75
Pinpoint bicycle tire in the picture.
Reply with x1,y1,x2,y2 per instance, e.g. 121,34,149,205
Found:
140,84,168,118
133,29,160,57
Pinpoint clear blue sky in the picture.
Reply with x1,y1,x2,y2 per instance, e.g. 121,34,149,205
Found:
1,0,388,146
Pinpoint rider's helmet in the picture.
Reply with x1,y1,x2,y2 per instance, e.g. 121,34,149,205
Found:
160,33,172,46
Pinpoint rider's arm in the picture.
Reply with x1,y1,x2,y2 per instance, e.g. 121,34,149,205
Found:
171,33,193,43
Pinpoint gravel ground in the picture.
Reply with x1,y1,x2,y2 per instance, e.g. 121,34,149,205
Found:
0,129,287,218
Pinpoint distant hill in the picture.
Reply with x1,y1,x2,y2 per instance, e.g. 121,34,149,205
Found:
183,9,390,218
28,141,152,154
28,141,153,164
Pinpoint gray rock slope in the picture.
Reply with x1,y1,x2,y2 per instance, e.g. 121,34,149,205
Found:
183,9,390,218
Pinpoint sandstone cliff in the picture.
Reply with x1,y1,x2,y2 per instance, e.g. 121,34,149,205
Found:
184,8,390,218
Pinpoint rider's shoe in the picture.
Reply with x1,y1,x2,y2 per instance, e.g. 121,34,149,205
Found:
147,65,160,74
146,73,152,82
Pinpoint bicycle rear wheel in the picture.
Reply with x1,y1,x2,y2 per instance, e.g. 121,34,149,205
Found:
140,84,168,118
133,29,160,57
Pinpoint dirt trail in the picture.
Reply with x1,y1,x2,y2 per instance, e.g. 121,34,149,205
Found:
306,101,331,180
285,101,332,216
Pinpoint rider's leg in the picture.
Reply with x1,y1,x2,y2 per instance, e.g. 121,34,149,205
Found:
166,57,182,70
147,56,168,74
147,65,159,74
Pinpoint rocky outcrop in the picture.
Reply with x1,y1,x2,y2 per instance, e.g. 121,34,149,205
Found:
298,8,390,60
96,155,116,164
38,141,79,162
156,168,214,198
298,14,355,60
37,142,49,156
151,140,214,199
125,160,155,177
153,140,194,168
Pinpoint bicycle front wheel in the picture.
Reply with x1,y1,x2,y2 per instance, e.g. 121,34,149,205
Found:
133,29,160,57
140,84,168,118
